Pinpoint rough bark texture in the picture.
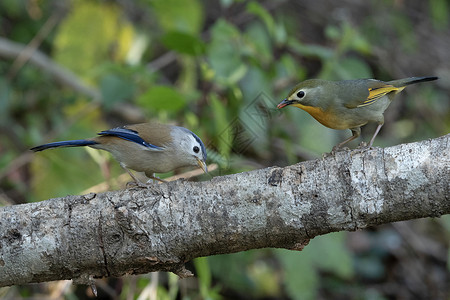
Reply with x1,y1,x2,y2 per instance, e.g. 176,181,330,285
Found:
0,134,449,287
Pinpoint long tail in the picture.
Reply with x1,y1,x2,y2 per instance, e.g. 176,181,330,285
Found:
30,139,98,152
388,76,438,88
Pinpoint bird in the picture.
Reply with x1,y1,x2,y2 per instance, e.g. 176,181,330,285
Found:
31,122,208,186
277,76,438,149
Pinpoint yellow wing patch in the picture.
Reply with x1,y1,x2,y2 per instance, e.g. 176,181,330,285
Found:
357,85,402,107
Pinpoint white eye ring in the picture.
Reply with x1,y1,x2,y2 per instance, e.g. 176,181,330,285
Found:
296,91,305,98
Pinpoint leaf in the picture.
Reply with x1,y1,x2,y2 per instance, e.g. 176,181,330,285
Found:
53,1,135,77
276,248,318,300
0,78,11,124
220,0,232,7
331,57,373,80
211,94,232,158
430,0,449,29
237,67,273,152
209,250,262,296
287,39,334,60
274,22,288,45
136,85,186,112
161,31,206,55
392,13,418,53
276,232,354,300
244,22,272,64
149,0,204,34
246,1,275,36
314,232,353,278
100,74,135,109
275,54,305,79
194,257,223,300
207,20,247,84
0,0,25,17
194,257,212,295
30,144,105,200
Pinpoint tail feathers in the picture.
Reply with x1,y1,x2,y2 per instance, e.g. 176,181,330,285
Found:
389,76,438,87
31,139,98,152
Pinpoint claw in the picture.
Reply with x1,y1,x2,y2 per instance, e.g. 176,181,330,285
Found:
357,141,368,148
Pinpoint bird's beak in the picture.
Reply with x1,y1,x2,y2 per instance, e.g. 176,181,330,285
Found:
277,98,294,109
196,157,208,173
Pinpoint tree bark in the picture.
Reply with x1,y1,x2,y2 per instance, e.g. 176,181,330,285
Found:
0,134,449,287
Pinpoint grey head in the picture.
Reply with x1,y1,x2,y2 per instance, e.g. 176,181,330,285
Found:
171,126,208,173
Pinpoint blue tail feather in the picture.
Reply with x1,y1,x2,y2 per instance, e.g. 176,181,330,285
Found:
30,140,98,152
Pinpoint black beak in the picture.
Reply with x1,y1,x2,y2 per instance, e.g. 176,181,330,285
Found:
277,99,294,109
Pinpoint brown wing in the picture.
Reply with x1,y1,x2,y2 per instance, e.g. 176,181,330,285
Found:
124,123,174,147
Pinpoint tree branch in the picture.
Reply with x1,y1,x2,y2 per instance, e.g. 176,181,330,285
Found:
0,134,449,287
0,37,100,100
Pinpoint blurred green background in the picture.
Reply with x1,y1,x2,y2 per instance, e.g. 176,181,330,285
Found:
1,0,449,299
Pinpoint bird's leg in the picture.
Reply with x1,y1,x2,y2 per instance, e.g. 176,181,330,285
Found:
144,171,167,184
119,163,148,188
332,128,360,151
368,123,383,147
146,175,167,184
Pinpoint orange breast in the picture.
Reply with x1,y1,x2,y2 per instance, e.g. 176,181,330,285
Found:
292,103,348,130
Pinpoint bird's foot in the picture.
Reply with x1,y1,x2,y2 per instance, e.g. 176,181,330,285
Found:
356,141,377,150
357,141,368,148
323,145,350,158
126,180,159,189
126,180,148,189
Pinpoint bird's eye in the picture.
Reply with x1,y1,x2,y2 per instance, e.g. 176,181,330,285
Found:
193,146,200,153
296,91,305,98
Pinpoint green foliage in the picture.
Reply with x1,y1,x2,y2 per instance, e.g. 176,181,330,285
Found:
162,31,206,55
0,78,12,125
244,22,273,65
276,232,354,300
246,1,276,38
194,257,223,300
149,0,204,34
1,0,449,298
429,0,449,29
208,20,248,85
0,0,26,17
209,250,282,298
100,74,136,109
30,147,104,200
137,85,186,113
320,22,373,79
53,1,134,77
210,94,233,158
